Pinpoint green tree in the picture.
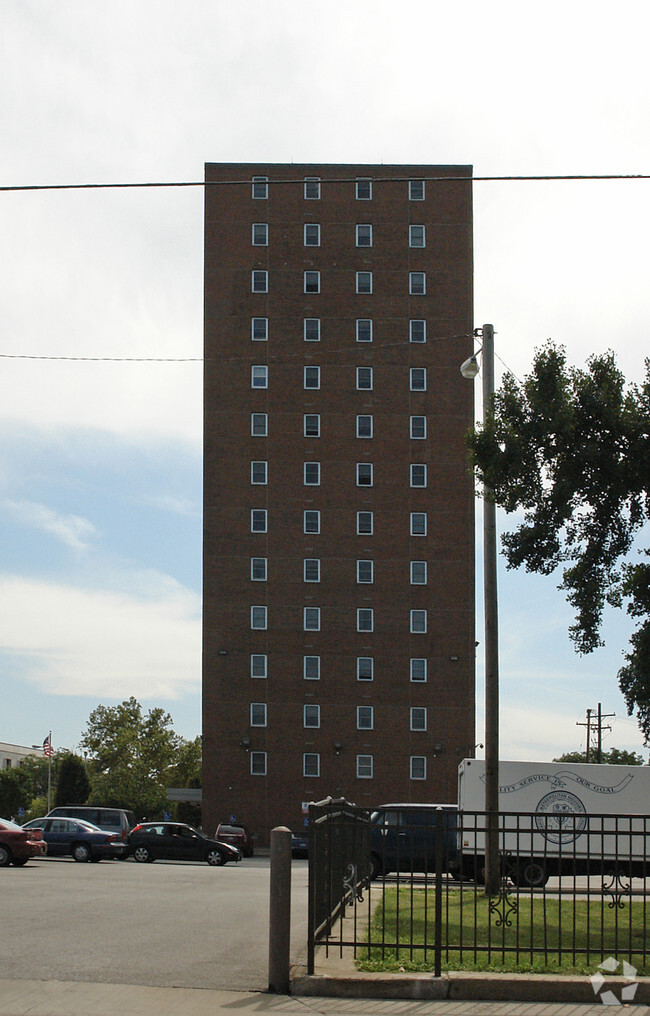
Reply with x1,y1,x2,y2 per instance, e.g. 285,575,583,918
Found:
167,735,202,826
554,748,646,765
468,344,650,736
54,753,91,806
80,697,183,818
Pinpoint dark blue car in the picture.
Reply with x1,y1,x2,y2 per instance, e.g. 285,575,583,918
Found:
22,817,127,862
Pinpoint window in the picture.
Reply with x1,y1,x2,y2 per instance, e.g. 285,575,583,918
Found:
409,225,426,247
357,754,374,779
251,317,268,341
357,511,373,535
356,178,372,200
304,655,320,680
356,271,372,294
304,510,320,534
411,756,426,780
304,318,320,341
410,707,427,731
304,461,320,485
304,271,320,293
303,704,320,728
411,464,427,487
356,319,372,342
357,705,374,730
250,702,267,726
410,319,426,343
410,561,427,584
251,606,267,630
410,416,426,439
251,461,267,485
410,609,427,633
357,657,374,680
356,415,373,438
304,366,320,389
410,658,427,682
304,177,321,199
303,753,320,777
409,272,426,294
356,366,373,390
252,223,268,246
251,557,267,581
252,270,268,293
251,413,268,436
304,223,320,246
304,559,320,582
250,751,267,775
356,224,372,247
409,179,425,200
251,365,268,389
410,512,427,536
357,463,373,486
252,176,268,199
304,414,320,437
251,509,267,532
410,367,426,391
304,607,321,631
357,608,374,632
251,654,267,678
357,559,373,583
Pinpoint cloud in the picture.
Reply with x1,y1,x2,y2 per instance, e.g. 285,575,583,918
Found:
1,499,96,550
0,573,201,700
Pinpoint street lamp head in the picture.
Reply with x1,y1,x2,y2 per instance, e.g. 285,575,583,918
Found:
460,355,480,380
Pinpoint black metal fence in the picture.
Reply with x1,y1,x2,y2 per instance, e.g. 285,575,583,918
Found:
307,805,650,977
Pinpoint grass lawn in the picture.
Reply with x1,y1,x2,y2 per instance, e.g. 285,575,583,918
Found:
356,886,650,975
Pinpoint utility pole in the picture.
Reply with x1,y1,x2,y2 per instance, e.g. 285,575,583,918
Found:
577,704,614,761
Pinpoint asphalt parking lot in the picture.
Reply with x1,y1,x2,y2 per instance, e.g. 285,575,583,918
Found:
0,854,309,990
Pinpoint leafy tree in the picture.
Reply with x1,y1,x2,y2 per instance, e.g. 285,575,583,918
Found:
554,748,645,765
80,696,183,818
468,344,650,736
167,735,202,826
54,753,91,806
0,768,26,818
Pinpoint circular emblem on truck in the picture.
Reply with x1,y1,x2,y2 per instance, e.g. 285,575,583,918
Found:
534,790,587,843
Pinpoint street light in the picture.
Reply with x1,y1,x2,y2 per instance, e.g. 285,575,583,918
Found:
461,323,500,896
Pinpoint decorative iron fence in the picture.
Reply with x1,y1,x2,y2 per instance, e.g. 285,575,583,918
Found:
307,806,650,977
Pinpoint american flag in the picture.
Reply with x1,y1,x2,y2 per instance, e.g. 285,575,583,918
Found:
43,735,54,757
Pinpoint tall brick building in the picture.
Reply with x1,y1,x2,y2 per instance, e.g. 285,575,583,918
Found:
202,163,475,842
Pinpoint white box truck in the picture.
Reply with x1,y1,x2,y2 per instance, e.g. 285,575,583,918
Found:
457,758,650,887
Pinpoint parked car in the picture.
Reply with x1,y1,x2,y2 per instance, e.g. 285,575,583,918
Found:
128,822,242,865
215,822,255,857
45,806,136,846
291,832,309,858
23,816,127,862
0,818,47,867
369,803,459,879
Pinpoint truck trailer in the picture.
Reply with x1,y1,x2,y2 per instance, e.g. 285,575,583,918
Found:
457,758,650,887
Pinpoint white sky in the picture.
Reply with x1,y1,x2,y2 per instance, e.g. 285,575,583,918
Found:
1,0,649,763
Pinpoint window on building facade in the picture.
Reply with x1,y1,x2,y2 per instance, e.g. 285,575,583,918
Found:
409,272,426,295
410,416,426,439
250,702,267,726
356,224,373,247
410,319,426,343
252,270,268,293
251,509,267,532
304,414,320,437
410,464,427,487
251,654,267,678
251,606,267,630
409,179,425,200
251,413,268,436
251,460,267,485
357,608,374,632
304,318,320,341
304,366,321,389
251,176,268,199
410,707,427,731
357,656,374,680
357,463,373,486
410,561,427,584
304,558,320,582
304,655,321,680
356,271,372,294
304,510,320,534
356,366,373,390
303,704,320,728
303,753,320,777
410,658,427,682
409,225,425,248
304,606,321,631
356,415,373,438
251,557,267,581
250,751,267,775
304,461,321,485
251,317,268,341
252,223,268,246
251,365,268,389
357,754,374,778
357,559,373,583
357,511,373,535
410,756,427,780
410,512,427,536
410,367,426,391
356,318,372,342
356,178,372,199
410,609,427,633
304,177,321,199
304,223,320,246
304,271,320,293
357,705,374,730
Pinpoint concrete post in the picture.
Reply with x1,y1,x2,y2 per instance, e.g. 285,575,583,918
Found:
268,825,292,993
